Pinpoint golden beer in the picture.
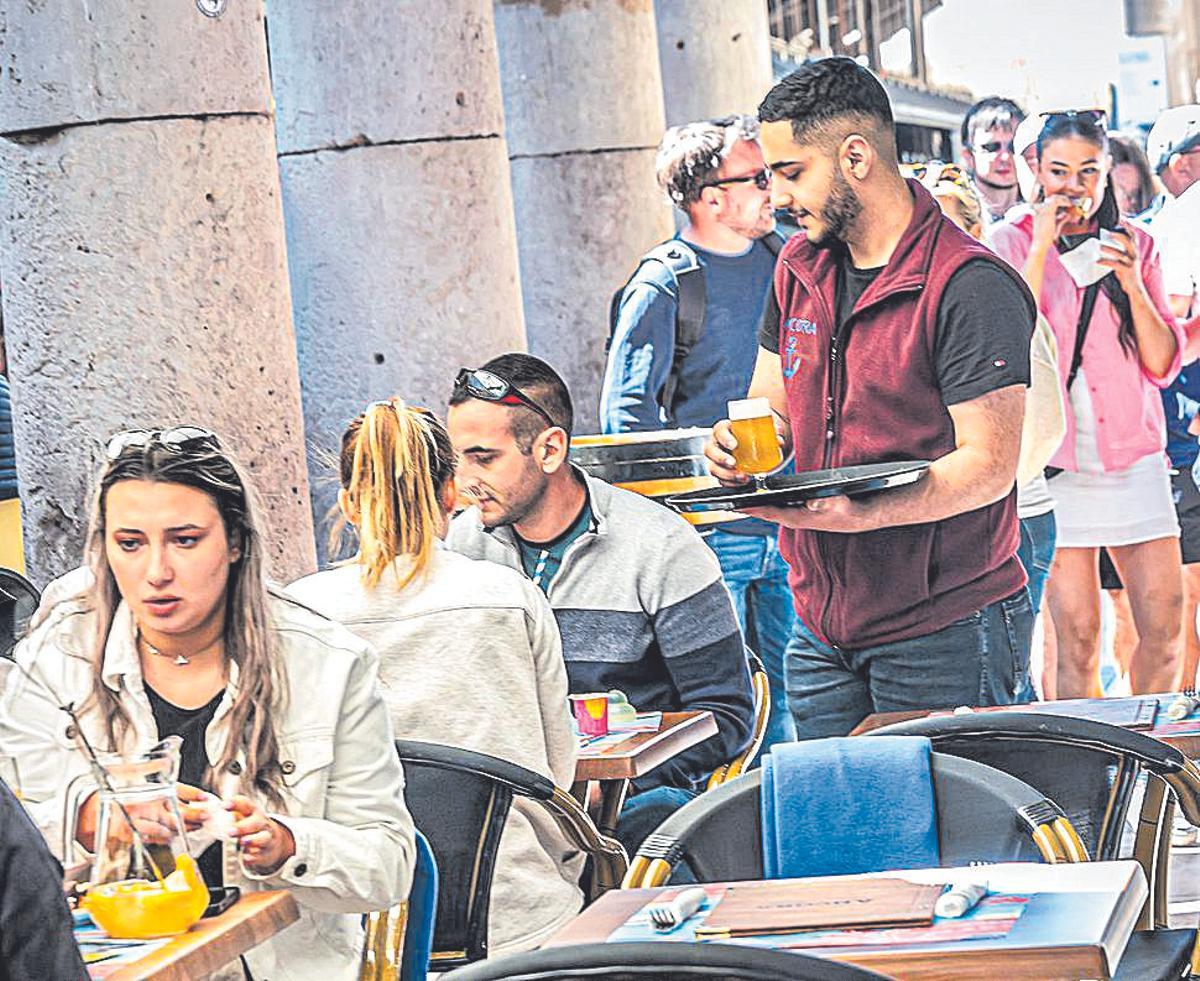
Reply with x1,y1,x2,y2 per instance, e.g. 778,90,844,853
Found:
728,398,783,476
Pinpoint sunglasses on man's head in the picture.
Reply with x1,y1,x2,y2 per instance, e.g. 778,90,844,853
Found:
701,168,772,192
453,368,556,428
104,426,221,461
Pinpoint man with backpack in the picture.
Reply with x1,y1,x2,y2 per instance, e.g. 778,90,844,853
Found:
600,114,796,755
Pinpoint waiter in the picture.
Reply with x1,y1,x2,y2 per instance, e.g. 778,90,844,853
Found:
705,58,1036,738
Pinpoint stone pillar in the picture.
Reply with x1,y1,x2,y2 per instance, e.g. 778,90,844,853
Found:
655,0,774,127
0,0,316,584
268,2,528,539
495,0,673,432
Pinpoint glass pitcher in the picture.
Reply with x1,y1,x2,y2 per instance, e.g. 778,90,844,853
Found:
84,735,210,938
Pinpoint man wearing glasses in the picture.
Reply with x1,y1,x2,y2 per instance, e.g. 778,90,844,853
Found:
959,96,1026,224
447,354,754,856
601,114,796,758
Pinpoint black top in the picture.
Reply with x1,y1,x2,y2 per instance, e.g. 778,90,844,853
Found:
146,685,225,888
0,781,88,980
759,256,1032,406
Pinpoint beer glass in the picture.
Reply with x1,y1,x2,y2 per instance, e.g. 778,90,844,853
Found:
728,397,783,489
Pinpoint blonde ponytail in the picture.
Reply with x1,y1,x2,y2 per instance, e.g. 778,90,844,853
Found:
331,400,456,590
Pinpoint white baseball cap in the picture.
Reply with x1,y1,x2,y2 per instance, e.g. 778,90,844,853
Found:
1147,104,1200,173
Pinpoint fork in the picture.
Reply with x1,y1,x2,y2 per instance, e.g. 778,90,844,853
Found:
646,887,707,931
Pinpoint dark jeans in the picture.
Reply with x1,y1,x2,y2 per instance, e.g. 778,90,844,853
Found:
1016,510,1057,701
784,590,1035,739
702,527,797,757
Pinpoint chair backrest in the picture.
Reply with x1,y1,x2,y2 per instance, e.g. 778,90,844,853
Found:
864,712,1198,859
708,650,770,788
634,751,1059,886
441,941,890,980
0,568,38,659
360,829,439,981
394,739,627,972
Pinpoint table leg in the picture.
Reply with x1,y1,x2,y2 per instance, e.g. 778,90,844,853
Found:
595,779,628,838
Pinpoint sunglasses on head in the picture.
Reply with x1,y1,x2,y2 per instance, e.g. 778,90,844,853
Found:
453,368,556,428
701,167,772,192
1040,108,1108,129
105,426,221,461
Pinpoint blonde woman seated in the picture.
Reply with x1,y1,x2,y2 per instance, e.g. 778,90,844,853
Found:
289,399,582,954
0,427,413,981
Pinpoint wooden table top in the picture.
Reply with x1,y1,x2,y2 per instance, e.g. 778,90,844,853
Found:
93,890,299,981
573,710,718,782
849,694,1200,758
546,861,1147,980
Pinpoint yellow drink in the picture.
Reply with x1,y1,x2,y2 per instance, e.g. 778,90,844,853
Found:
728,398,782,476
83,853,210,938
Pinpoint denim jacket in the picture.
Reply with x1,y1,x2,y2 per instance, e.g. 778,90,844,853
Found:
0,576,414,981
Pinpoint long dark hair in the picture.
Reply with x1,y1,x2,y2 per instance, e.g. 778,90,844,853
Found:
1038,112,1137,356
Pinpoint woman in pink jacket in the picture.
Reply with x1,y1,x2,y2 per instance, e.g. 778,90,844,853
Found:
991,110,1186,699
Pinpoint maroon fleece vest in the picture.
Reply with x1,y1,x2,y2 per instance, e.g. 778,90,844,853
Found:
775,179,1027,649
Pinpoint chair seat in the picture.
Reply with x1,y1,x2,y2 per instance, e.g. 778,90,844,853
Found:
1113,928,1197,981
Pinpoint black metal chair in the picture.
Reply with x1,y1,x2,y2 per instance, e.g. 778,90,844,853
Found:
0,567,38,659
392,739,627,972
625,751,1078,888
440,941,890,980
864,712,1200,929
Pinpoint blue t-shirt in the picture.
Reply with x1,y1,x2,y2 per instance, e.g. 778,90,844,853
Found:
1163,367,1200,469
514,494,594,596
601,236,777,432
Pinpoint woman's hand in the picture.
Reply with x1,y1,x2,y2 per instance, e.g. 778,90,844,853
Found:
75,791,180,850
1030,194,1075,252
228,795,296,875
176,783,213,835
1098,224,1144,297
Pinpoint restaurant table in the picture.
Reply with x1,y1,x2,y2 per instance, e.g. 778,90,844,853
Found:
571,710,718,836
546,860,1148,980
88,890,299,981
849,694,1200,757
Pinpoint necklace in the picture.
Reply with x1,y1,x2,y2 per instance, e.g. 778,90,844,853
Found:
138,632,197,666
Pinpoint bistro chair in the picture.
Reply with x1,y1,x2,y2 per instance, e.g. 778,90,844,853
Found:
0,567,38,659
360,829,438,981
707,650,770,789
393,739,627,972
865,712,1200,930
440,941,890,980
624,751,1079,888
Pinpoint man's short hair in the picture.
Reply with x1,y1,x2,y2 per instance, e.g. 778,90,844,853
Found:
758,57,896,161
656,114,760,209
449,352,574,452
961,97,1026,147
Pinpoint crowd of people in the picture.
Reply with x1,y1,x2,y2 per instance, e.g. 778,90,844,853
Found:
4,54,1200,978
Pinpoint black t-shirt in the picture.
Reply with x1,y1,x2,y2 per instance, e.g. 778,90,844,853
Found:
758,256,1032,405
146,685,224,888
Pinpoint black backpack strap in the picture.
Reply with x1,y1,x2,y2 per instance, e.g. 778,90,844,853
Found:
1065,280,1102,392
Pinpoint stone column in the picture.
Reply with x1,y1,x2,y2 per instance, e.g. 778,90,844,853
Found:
495,0,673,432
655,0,774,127
0,0,315,583
268,2,528,539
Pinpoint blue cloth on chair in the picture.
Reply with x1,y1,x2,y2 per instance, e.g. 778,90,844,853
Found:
401,829,438,981
760,736,939,878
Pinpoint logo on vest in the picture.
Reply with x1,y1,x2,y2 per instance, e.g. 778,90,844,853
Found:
782,317,818,379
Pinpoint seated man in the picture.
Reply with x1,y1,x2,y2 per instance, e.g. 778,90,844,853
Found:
446,353,754,853
0,780,88,981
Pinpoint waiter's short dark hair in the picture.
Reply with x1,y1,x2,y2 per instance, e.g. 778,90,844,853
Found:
758,57,896,162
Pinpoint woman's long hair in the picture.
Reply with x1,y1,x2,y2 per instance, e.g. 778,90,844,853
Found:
1038,113,1138,356
329,400,456,590
82,436,286,807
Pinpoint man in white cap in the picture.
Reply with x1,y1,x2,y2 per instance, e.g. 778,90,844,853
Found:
1148,104,1200,320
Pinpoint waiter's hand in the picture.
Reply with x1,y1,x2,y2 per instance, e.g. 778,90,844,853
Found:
704,419,752,487
744,493,875,533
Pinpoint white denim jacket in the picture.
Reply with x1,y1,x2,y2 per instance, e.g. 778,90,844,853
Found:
0,580,414,981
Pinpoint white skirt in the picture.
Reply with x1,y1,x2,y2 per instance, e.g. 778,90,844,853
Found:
1052,451,1180,548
